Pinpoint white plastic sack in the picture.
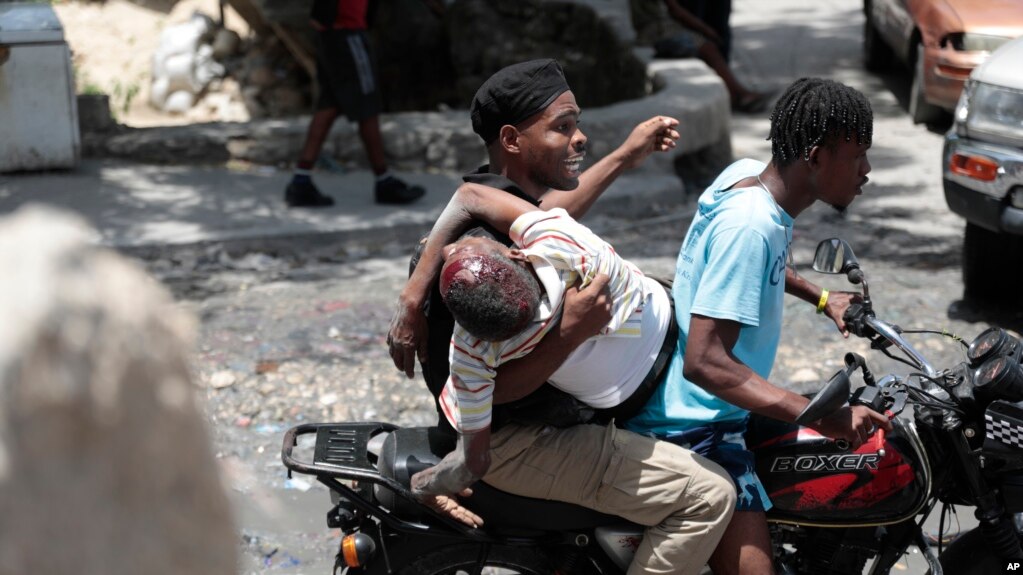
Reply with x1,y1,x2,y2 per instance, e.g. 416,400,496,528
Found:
150,12,221,112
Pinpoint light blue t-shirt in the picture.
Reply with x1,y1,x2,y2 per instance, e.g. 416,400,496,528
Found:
628,159,794,434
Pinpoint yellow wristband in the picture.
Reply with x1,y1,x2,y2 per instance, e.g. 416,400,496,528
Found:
816,289,829,314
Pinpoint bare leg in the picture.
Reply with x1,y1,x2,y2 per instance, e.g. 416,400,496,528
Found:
696,42,757,104
708,510,774,575
298,108,339,167
358,115,388,176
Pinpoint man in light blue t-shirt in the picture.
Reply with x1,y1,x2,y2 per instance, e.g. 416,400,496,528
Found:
628,78,892,575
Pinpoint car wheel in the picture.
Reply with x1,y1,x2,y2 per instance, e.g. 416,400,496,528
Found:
963,222,1023,305
863,10,891,71
909,43,943,124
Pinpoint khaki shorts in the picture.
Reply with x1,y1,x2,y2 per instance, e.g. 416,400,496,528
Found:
484,422,736,575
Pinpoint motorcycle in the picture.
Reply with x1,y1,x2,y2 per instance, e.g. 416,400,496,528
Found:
282,238,1023,574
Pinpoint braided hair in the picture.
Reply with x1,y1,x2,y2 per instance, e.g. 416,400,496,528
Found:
767,78,873,167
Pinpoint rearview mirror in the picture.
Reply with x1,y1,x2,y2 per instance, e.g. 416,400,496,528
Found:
813,238,859,275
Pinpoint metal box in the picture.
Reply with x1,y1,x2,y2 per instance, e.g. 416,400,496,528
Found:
0,2,80,172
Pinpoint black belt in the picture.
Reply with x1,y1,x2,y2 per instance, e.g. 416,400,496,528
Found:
597,278,677,425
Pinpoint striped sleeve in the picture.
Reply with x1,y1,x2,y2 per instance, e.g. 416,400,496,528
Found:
510,208,648,337
439,328,498,433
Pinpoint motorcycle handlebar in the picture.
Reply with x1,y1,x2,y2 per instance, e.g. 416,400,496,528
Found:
864,315,938,378
842,304,938,378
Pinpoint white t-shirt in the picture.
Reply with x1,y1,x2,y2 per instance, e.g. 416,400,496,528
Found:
549,276,670,408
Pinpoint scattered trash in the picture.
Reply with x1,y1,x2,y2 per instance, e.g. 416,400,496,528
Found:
318,301,351,313
228,253,279,272
254,423,285,435
256,360,280,374
327,326,341,340
150,12,225,114
210,370,238,389
284,477,312,492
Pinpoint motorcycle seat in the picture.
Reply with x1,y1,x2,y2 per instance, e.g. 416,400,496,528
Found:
379,426,625,531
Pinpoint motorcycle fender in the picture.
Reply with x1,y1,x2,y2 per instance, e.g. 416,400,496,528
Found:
937,527,1019,574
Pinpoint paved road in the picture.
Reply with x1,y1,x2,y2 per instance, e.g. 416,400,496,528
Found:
185,1,1020,573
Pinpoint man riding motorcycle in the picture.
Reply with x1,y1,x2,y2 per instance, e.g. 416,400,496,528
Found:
391,73,892,574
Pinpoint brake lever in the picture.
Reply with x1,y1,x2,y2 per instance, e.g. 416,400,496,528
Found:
871,388,908,458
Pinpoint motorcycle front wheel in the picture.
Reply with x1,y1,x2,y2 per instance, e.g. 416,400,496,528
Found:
399,543,555,575
932,527,1021,575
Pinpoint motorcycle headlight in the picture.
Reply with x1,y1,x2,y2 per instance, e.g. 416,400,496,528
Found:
958,81,1023,147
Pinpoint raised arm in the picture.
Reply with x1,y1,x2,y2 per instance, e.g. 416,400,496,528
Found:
785,266,860,338
542,116,680,217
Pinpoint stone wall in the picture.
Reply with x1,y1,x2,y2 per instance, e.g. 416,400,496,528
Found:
445,0,646,109
91,0,731,176
233,0,647,112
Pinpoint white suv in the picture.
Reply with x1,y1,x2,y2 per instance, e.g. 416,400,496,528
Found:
943,36,1023,304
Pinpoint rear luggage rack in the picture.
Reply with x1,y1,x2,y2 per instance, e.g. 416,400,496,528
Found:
281,422,490,539
282,422,396,482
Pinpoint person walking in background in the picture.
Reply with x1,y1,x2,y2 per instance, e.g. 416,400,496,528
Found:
629,0,768,114
678,0,732,61
284,0,433,208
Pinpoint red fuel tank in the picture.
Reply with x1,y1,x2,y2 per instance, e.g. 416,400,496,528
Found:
747,414,930,526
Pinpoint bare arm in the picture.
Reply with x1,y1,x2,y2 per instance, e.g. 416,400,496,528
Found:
388,187,480,376
683,314,890,445
542,116,680,217
784,266,860,337
409,428,489,528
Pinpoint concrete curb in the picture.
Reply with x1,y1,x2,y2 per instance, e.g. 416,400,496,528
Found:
1,160,687,261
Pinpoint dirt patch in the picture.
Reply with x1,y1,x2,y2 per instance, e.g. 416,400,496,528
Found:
55,0,252,126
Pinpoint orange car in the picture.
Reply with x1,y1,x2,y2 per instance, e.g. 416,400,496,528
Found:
863,0,1023,123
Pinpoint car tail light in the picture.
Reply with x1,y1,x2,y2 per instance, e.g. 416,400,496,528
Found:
949,153,1000,182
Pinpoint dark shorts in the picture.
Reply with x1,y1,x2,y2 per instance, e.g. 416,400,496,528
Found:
653,30,705,59
315,29,381,121
659,418,773,512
